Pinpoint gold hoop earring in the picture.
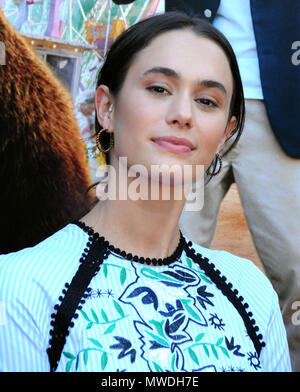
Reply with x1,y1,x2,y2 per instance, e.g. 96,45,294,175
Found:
95,129,114,153
209,153,223,176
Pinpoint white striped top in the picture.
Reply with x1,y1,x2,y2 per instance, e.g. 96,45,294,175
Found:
0,223,291,372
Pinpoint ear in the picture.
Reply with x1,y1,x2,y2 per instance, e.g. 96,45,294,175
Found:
217,115,237,152
95,85,114,132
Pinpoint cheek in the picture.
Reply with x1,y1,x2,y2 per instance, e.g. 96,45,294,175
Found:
206,129,225,151
195,118,227,162
111,114,146,164
112,95,160,153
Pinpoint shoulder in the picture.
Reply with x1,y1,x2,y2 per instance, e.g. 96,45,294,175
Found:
190,241,274,299
187,240,278,340
0,222,87,270
0,223,89,308
0,223,90,371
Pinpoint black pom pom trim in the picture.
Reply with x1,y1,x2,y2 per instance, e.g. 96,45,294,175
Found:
74,220,185,266
183,241,266,357
47,231,110,372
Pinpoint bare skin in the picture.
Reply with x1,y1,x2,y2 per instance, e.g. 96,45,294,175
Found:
81,30,236,260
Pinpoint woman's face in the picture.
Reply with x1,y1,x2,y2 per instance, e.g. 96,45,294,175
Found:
97,29,236,184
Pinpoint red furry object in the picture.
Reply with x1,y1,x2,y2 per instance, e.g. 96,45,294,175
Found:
0,8,93,254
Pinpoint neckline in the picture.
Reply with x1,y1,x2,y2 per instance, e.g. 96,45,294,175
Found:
73,220,186,266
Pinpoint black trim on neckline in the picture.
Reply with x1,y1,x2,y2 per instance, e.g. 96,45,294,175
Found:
74,220,185,266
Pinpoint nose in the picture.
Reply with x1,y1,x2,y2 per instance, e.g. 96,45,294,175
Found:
166,92,193,129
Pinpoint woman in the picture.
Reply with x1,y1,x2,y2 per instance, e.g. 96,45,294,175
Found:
0,12,291,372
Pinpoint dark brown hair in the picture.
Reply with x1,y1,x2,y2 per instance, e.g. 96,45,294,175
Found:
95,11,245,175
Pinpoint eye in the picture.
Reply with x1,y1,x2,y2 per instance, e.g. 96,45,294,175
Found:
146,85,170,95
196,98,218,108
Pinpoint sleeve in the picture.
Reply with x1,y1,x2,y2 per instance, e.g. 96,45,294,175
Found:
0,256,51,372
0,224,88,372
210,249,292,372
259,290,292,372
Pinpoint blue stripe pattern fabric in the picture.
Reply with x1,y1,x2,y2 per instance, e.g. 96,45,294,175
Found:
0,224,291,372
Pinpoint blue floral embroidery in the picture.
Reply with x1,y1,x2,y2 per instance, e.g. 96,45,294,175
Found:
64,257,261,372
119,263,209,371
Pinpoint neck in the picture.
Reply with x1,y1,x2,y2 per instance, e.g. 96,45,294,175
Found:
81,176,187,260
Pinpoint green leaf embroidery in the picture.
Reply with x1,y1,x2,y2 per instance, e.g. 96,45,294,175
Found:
211,345,219,359
66,360,73,372
120,267,126,285
101,309,109,322
75,355,80,371
188,348,199,365
113,300,125,318
220,346,230,358
183,259,212,284
180,299,202,322
140,268,178,283
80,310,90,322
104,323,116,335
91,308,99,323
186,257,192,268
83,350,89,365
88,338,103,348
101,352,108,370
63,352,75,360
199,273,212,284
195,332,205,342
140,268,162,280
149,319,165,338
145,330,169,348
86,321,93,329
203,345,210,357
216,337,223,346
152,361,164,372
103,264,108,278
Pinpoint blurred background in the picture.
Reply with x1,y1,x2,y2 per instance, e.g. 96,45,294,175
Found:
0,0,164,99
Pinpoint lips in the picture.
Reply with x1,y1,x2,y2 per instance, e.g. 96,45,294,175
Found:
152,136,195,154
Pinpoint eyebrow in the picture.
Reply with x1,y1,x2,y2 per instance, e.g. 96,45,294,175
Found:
199,80,227,96
142,66,179,79
142,66,227,96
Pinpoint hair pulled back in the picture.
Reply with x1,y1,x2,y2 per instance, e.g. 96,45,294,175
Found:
95,11,245,173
